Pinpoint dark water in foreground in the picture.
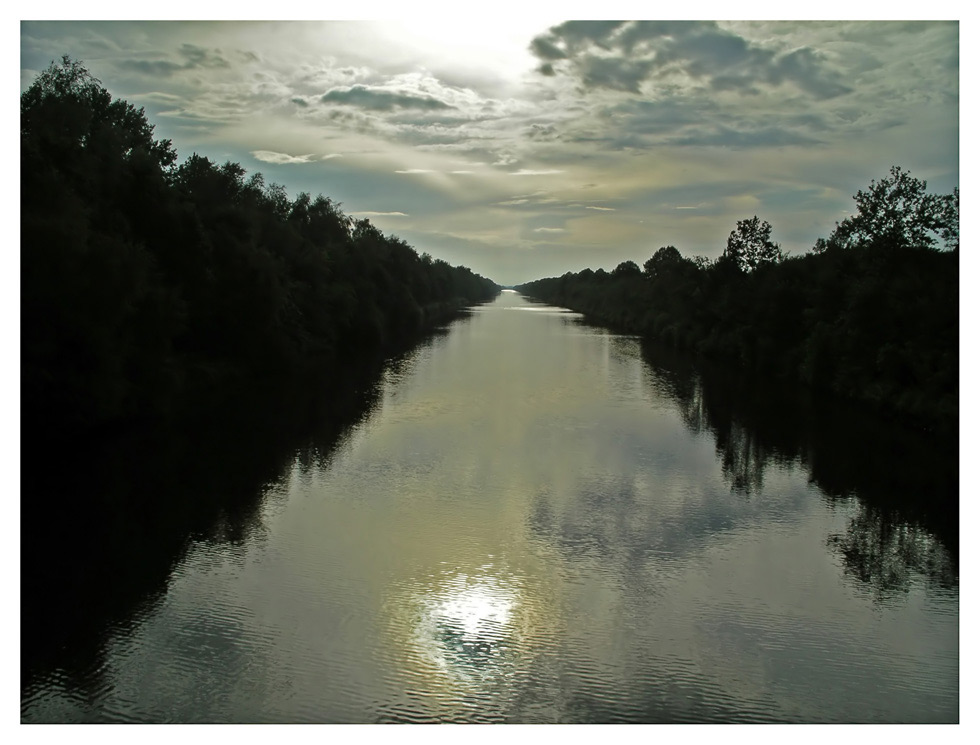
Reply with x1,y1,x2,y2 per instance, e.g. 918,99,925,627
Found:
21,290,958,723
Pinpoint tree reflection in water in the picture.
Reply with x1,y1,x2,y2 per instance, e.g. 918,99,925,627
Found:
640,339,958,599
828,509,957,600
20,349,401,694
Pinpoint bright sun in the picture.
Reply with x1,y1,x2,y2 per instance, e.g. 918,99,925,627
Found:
371,18,560,80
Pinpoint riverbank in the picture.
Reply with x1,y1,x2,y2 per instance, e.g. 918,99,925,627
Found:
516,242,957,438
22,57,500,444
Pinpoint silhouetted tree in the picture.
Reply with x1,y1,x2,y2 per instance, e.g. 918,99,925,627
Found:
724,216,782,272
643,245,684,277
22,56,499,436
517,169,956,432
815,166,958,252
613,260,642,277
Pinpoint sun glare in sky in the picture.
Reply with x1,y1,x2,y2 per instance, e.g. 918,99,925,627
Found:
372,18,556,80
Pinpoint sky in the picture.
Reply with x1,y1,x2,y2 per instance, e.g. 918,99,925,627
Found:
18,11,961,287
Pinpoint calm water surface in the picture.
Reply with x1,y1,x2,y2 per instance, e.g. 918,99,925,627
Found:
22,290,958,723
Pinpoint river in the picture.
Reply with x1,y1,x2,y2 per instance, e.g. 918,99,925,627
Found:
21,289,958,723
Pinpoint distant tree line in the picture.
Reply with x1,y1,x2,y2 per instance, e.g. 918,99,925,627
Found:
517,167,958,433
22,57,499,436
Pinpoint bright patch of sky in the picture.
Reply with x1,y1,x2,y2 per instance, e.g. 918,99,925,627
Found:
19,5,962,286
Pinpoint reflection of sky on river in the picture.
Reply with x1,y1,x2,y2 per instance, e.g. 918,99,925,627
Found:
25,290,956,723
311,290,954,721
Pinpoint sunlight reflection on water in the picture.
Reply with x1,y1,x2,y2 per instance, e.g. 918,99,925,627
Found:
414,571,517,683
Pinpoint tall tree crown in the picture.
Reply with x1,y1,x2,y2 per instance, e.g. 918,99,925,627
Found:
817,166,958,252
724,216,782,272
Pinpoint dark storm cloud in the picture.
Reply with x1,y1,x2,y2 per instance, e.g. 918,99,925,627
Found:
321,85,454,112
530,21,852,100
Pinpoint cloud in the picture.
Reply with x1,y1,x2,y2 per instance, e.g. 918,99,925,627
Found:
526,123,559,140
116,43,230,78
576,92,829,151
667,125,822,148
530,20,851,100
498,191,559,206
350,211,408,217
586,57,657,93
394,168,435,174
117,59,186,76
178,43,230,70
538,21,626,53
509,169,564,176
534,227,566,233
530,36,567,62
322,84,453,111
251,150,319,164
770,47,853,99
586,206,616,211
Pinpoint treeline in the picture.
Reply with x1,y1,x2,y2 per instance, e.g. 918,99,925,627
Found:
517,168,958,433
22,57,498,436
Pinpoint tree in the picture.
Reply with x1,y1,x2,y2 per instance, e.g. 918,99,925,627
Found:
22,56,176,177
21,55,501,441
613,260,642,277
817,166,958,252
643,245,684,277
724,216,782,272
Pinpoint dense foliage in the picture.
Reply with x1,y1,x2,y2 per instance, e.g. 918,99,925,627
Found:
517,169,958,433
22,57,498,435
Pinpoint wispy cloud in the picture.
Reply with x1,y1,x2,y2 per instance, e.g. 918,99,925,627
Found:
510,169,564,176
350,211,409,217
534,227,566,233
395,168,435,174
251,150,318,164
586,205,616,211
